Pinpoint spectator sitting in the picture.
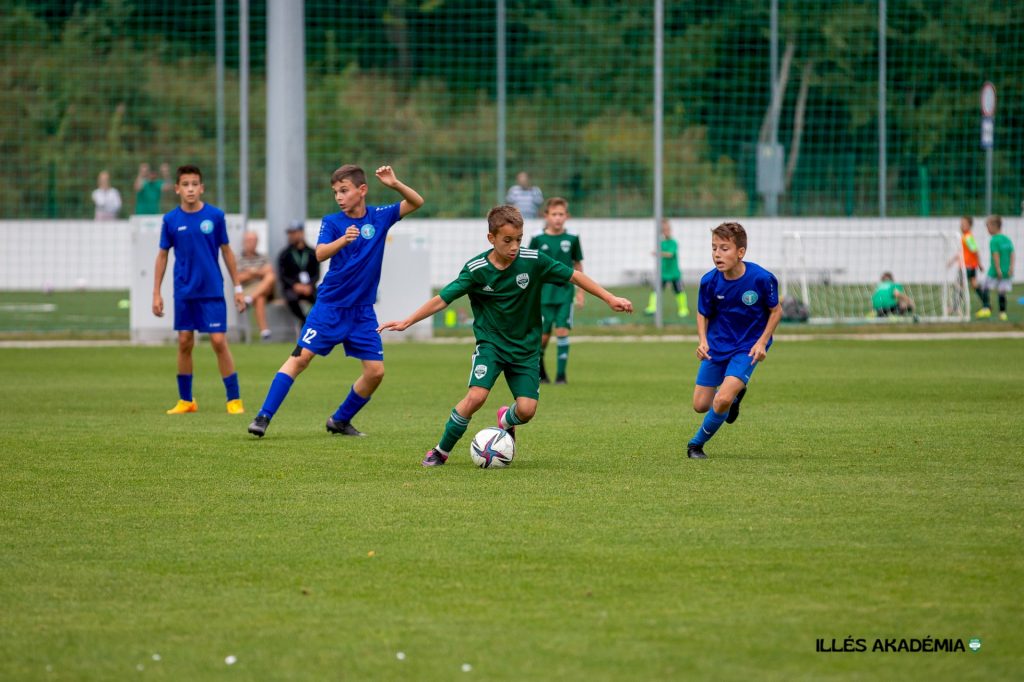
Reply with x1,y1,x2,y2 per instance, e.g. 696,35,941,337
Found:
505,171,544,219
92,170,122,220
238,231,277,341
278,220,319,325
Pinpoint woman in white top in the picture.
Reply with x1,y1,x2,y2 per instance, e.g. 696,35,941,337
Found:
91,170,122,220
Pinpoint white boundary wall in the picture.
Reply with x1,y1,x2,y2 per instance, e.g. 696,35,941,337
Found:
1,217,1020,290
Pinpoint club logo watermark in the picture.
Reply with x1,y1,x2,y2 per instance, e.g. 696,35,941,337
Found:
815,636,981,654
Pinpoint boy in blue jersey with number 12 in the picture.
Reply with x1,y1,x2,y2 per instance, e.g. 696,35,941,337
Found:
687,222,782,460
153,164,247,415
248,165,424,439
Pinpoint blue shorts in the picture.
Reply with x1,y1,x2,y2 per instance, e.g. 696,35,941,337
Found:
298,304,383,361
695,353,758,388
174,297,227,334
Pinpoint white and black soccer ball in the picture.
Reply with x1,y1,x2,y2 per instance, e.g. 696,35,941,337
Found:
469,427,515,468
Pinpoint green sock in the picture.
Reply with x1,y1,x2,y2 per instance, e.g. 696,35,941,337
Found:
438,407,470,454
676,291,690,315
556,337,569,378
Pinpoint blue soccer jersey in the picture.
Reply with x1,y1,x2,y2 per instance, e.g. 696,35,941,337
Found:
315,203,402,307
159,204,229,300
697,261,779,359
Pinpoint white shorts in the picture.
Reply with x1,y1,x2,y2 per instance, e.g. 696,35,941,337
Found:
984,276,1013,294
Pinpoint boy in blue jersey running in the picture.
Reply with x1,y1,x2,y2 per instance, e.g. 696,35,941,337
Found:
248,164,423,438
687,222,782,460
153,165,247,415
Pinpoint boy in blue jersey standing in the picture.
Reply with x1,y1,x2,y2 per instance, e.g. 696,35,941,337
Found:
687,222,782,459
153,165,247,415
248,164,423,438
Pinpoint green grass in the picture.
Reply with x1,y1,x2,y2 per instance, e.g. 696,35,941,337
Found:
1,340,1022,680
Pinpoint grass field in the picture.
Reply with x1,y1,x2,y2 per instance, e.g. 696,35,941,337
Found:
1,339,1022,680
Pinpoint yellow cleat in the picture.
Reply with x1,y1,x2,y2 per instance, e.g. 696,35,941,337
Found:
166,399,198,415
226,399,245,415
999,312,1008,322
975,307,992,319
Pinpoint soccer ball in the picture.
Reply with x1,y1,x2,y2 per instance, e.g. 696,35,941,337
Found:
469,427,515,468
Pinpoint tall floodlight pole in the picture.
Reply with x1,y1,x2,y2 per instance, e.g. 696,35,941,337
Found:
653,0,665,329
496,0,507,204
215,0,225,205
239,0,249,225
266,0,308,262
878,0,887,217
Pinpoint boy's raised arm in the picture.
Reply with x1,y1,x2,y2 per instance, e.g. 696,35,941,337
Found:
375,165,424,217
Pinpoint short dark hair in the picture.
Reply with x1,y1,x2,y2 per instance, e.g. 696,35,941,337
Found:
986,214,1002,230
711,221,747,250
176,164,202,183
961,216,973,226
331,164,366,187
487,205,524,235
881,271,894,281
543,197,568,213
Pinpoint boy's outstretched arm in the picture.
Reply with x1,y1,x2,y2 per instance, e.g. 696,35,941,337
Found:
570,271,633,312
748,303,783,363
378,295,448,333
375,165,424,217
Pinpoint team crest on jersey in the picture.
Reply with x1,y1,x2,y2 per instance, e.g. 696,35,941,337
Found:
561,240,571,253
742,290,759,305
473,364,488,379
200,219,214,234
516,273,530,289
360,224,375,239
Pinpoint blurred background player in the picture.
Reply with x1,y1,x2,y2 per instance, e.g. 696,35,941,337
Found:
687,222,782,460
278,220,320,326
528,197,583,384
871,272,917,320
238,230,276,341
644,218,689,318
152,165,247,415
248,165,423,439
976,215,1015,321
134,162,172,215
378,204,632,467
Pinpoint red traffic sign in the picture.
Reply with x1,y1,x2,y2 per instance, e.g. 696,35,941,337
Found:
981,82,996,117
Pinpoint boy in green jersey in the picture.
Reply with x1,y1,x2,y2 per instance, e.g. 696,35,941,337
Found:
976,215,1015,321
528,197,584,384
644,219,690,318
871,272,916,319
378,205,633,467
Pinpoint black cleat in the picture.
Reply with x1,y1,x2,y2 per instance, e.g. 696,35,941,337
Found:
554,375,567,385
539,362,550,384
687,443,707,459
726,387,746,424
248,414,270,438
421,448,448,467
326,417,365,437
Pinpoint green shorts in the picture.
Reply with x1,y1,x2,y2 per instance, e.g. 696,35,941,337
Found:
541,301,574,333
467,343,541,399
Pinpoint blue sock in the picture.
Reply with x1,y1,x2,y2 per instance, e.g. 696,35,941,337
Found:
689,408,728,447
258,372,295,419
332,386,370,423
177,374,193,402
223,373,240,401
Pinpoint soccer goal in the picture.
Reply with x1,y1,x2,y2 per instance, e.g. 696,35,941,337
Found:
781,230,969,323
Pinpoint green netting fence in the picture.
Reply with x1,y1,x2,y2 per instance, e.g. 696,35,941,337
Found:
2,0,1022,220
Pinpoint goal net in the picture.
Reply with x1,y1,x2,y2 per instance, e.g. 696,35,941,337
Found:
781,231,969,324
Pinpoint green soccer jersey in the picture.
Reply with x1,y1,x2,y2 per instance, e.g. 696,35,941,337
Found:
988,233,1014,279
660,238,681,281
871,281,903,309
528,231,583,305
440,248,575,360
